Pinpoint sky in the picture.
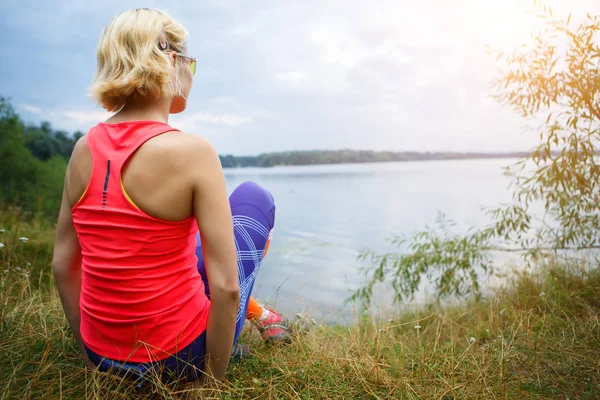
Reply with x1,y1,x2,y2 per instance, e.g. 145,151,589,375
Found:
0,0,598,156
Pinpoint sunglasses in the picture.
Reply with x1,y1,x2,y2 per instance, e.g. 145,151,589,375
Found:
174,52,197,76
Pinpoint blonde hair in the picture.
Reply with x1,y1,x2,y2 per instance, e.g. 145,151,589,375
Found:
90,9,189,111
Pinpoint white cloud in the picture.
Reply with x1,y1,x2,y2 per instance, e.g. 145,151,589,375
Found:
62,110,113,124
310,25,364,69
18,100,253,136
275,71,308,83
189,112,252,126
457,88,467,104
55,109,252,134
171,111,253,132
21,104,41,114
14,105,113,131
229,23,258,37
36,109,112,132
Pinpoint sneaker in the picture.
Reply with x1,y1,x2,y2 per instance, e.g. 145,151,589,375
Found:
230,342,252,362
254,309,292,344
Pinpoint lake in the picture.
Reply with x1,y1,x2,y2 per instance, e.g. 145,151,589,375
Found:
224,158,519,323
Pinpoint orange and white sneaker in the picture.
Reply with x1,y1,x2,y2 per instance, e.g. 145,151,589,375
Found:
254,308,292,344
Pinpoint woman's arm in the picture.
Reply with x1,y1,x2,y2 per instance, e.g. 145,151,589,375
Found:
51,168,89,363
189,138,240,383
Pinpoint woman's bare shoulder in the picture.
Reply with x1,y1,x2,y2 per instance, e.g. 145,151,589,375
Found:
136,131,222,183
147,131,219,162
70,134,89,159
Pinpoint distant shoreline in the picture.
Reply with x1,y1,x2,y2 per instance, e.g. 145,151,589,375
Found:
219,150,528,168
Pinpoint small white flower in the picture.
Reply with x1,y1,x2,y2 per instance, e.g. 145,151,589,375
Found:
19,237,29,243
469,337,476,344
499,309,506,315
0,228,5,233
539,291,545,297
16,267,22,272
0,243,4,249
414,325,422,330
26,262,31,266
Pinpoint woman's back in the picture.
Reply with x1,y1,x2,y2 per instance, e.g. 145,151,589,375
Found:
68,121,199,222
69,120,210,362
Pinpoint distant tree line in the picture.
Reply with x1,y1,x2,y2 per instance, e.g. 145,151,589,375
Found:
219,150,528,168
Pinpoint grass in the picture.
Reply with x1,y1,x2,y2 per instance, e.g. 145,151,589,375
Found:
1,209,599,399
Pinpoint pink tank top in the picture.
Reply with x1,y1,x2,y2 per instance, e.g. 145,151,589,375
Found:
72,120,210,362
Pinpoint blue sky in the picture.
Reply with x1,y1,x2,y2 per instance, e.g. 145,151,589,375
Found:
1,0,597,155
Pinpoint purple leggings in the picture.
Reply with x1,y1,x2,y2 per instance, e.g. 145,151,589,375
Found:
195,180,276,342
85,181,276,382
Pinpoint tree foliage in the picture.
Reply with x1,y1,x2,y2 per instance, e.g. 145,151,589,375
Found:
0,97,72,219
353,3,600,305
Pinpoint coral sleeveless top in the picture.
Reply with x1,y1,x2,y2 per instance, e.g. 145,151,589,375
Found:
72,120,210,362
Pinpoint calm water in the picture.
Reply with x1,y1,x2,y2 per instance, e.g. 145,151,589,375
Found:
224,158,518,323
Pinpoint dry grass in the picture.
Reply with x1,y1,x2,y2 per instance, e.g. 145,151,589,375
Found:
1,210,599,399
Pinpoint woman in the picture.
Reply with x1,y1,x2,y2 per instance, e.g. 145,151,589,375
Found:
51,8,290,384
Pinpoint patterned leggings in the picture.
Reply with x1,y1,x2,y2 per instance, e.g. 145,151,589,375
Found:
195,180,276,342
85,181,276,381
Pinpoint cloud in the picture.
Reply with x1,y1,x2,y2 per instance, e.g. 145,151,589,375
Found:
178,112,252,126
229,23,258,37
21,104,41,114
61,110,114,124
276,71,308,83
30,108,114,132
170,111,253,133
16,101,252,134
